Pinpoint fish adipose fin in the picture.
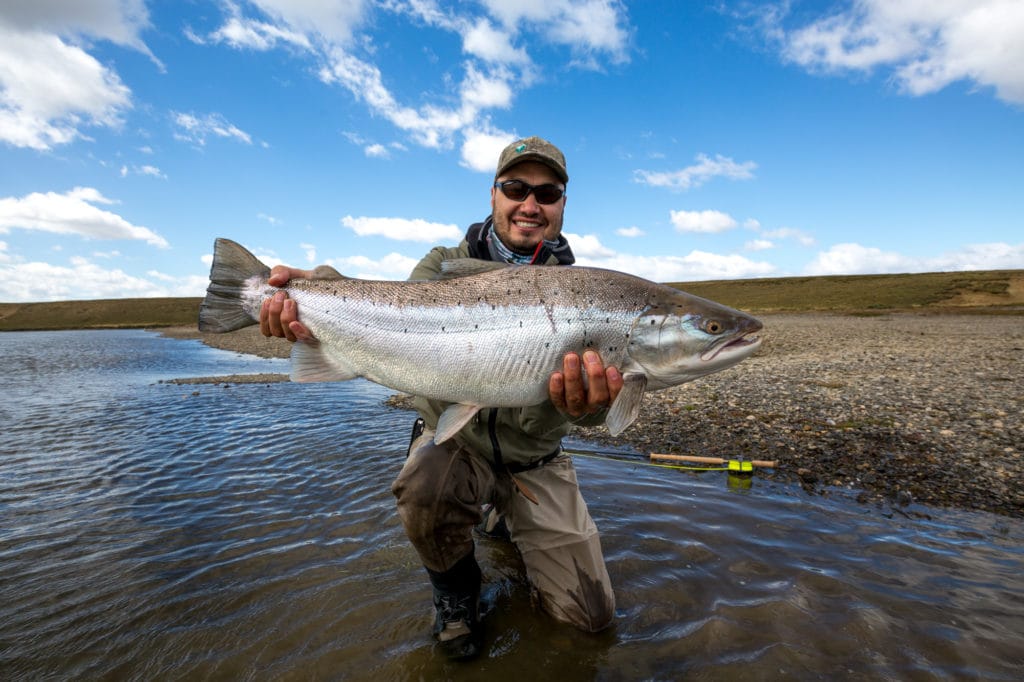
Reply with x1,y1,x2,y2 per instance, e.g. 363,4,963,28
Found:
605,373,647,436
198,238,271,333
434,403,482,444
290,340,360,383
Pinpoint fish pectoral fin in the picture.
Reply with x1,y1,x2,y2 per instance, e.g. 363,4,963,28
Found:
434,403,482,444
605,373,647,436
289,340,359,383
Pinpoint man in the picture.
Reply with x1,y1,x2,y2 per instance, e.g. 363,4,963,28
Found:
261,137,622,659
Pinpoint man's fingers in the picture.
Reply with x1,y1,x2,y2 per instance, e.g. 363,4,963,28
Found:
260,291,287,337
605,365,623,405
549,371,567,412
581,351,610,411
561,353,587,415
289,320,315,345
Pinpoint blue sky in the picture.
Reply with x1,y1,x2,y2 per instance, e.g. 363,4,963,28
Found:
1,1,1022,302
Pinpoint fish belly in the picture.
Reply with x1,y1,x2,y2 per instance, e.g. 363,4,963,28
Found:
292,289,634,406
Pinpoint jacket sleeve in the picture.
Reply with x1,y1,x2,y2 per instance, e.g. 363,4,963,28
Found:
408,244,463,281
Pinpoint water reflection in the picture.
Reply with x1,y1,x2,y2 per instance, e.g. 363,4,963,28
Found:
0,330,1021,680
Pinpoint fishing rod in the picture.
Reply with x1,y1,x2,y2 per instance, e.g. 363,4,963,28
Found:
562,446,777,473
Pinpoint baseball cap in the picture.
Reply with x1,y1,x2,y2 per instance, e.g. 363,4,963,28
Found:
494,136,568,184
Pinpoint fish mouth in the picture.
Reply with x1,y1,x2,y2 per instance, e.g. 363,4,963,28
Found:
700,333,762,362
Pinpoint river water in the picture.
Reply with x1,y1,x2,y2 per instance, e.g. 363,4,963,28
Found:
1,330,1021,680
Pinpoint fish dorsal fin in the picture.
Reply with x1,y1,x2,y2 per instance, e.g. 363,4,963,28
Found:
437,259,512,280
309,265,350,281
605,373,648,436
434,403,482,443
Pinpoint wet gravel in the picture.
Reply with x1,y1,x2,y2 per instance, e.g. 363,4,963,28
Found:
576,313,1023,518
165,312,1023,517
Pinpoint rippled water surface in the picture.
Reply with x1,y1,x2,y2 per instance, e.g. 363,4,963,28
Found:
2,330,1022,680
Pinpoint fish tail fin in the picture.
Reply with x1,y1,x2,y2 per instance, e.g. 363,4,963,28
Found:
198,238,271,333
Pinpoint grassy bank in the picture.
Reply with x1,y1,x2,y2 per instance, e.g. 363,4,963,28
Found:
1,269,1021,331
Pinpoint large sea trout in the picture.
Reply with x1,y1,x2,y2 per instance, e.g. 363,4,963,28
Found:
199,238,763,443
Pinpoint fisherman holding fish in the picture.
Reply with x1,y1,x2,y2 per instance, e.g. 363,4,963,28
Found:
212,135,761,660
262,137,624,658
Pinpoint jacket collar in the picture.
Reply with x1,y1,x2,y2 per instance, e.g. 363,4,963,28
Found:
465,216,576,265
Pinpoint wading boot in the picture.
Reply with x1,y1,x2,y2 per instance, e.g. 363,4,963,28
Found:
427,553,482,659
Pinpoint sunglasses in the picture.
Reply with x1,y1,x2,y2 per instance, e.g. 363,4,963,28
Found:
494,179,566,205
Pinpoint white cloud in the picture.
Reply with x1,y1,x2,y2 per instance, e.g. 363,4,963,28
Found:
205,15,313,51
364,143,388,158
763,226,815,246
563,232,616,258
576,250,776,282
670,209,738,234
616,226,645,237
481,0,631,63
247,0,369,46
0,257,200,302
463,18,530,65
325,251,421,280
0,25,132,150
461,63,514,110
120,164,166,179
0,187,168,247
776,0,1024,105
635,153,757,191
805,241,1024,275
745,239,774,251
460,127,514,173
300,242,317,264
173,112,252,146
0,0,153,51
340,215,463,243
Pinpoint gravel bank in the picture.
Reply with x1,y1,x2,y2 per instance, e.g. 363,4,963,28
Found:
162,313,1023,517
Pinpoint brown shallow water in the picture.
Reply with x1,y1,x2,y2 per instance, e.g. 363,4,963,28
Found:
1,330,1022,680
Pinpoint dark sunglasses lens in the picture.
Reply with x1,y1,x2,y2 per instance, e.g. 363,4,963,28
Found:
500,181,530,201
533,185,563,204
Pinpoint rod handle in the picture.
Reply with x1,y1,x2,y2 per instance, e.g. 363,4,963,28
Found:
649,453,777,468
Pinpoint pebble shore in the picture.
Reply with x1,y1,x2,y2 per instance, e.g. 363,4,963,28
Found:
163,312,1023,517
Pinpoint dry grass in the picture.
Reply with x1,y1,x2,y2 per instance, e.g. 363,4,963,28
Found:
1,270,1021,332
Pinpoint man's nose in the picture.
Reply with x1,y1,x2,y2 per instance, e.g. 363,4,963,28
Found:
520,192,541,212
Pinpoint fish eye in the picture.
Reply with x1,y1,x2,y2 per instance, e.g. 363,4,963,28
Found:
704,319,723,334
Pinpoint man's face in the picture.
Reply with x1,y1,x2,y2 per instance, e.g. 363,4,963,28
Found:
490,161,566,255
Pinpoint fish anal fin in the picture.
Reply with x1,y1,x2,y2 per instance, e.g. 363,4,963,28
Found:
290,339,359,382
605,373,647,436
434,403,482,443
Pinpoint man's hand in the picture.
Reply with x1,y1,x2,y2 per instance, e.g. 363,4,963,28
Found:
549,351,623,417
258,265,315,342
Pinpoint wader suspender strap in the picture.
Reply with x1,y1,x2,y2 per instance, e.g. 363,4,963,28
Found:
487,408,540,505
